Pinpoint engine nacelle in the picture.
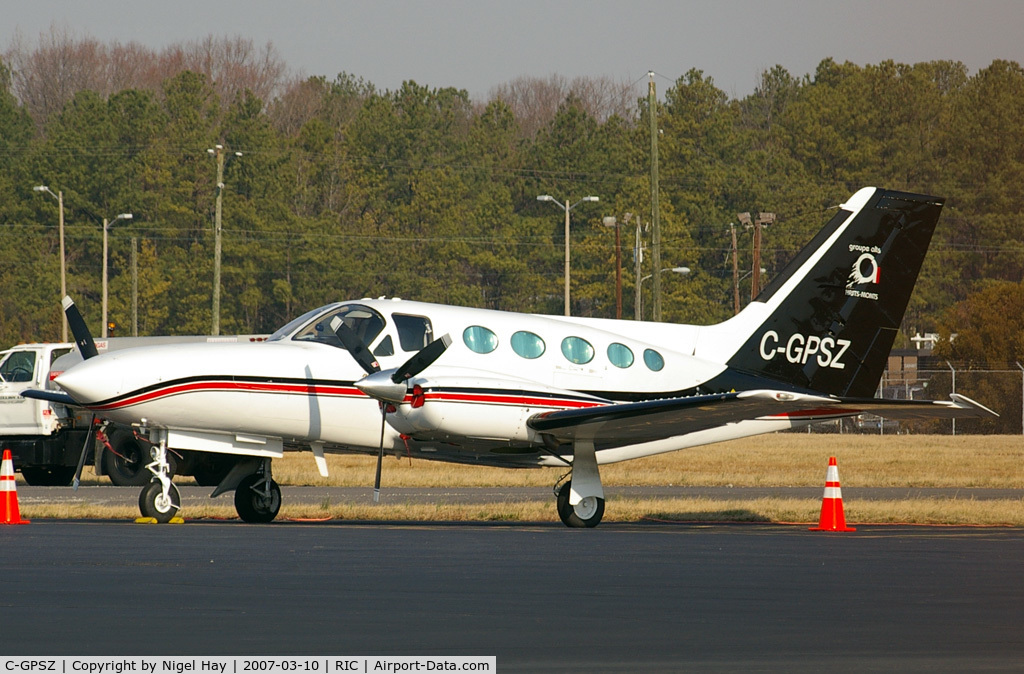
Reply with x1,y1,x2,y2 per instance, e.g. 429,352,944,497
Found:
386,372,608,444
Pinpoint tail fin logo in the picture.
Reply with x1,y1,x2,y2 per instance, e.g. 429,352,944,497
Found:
846,245,881,300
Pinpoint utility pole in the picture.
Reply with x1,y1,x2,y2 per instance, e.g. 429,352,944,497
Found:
743,211,775,301
751,216,761,302
211,145,225,336
208,144,242,335
730,223,740,315
131,237,138,337
648,72,663,321
102,218,109,337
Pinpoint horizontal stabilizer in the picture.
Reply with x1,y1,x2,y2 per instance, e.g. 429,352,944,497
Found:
21,389,78,406
832,392,998,420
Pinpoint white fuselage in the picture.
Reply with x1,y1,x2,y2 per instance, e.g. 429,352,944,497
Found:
54,299,801,467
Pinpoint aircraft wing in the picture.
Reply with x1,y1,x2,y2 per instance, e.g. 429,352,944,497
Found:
526,389,996,445
21,389,78,406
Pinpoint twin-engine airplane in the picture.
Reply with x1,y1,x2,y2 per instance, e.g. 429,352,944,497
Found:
26,187,995,525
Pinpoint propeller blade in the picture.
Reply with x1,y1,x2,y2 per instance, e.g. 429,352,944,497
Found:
329,316,380,375
73,416,97,491
373,406,386,503
62,296,98,359
391,333,452,383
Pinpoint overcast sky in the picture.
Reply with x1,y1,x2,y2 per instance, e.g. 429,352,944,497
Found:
4,0,1023,100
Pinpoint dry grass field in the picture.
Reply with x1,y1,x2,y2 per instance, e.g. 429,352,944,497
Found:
266,433,1024,489
18,434,1024,525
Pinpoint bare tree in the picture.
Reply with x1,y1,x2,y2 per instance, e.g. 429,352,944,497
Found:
5,24,108,128
105,41,162,95
4,27,289,130
489,74,638,137
164,36,286,105
268,75,329,137
269,72,375,137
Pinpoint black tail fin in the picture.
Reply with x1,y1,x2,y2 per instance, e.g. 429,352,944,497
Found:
704,188,943,398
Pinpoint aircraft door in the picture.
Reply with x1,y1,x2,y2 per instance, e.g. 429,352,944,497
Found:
0,348,45,434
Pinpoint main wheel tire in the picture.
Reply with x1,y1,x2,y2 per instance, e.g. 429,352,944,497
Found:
103,434,151,486
555,482,605,528
138,481,181,523
555,483,575,526
234,474,282,523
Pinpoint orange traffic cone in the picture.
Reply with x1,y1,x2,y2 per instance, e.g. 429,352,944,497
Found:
809,456,854,532
1,449,30,525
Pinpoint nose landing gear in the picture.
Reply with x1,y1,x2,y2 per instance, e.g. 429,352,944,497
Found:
138,431,180,523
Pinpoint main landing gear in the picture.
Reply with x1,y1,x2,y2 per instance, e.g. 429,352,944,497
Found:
136,431,282,524
233,460,281,523
552,438,606,528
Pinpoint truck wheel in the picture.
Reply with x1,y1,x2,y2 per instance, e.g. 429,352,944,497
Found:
103,433,153,486
138,481,180,523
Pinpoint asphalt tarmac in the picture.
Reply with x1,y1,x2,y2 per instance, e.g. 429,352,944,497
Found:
18,483,1024,508
2,520,1022,672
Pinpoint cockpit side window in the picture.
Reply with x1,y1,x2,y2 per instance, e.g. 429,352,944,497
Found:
392,314,433,352
0,350,37,383
292,304,386,350
373,335,395,357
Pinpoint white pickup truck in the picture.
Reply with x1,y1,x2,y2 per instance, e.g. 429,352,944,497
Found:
0,336,262,486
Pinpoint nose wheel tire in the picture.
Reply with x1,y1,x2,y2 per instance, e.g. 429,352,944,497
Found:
555,482,605,528
139,481,181,523
234,473,282,523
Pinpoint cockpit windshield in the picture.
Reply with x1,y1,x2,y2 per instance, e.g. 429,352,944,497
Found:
288,304,387,350
266,304,343,342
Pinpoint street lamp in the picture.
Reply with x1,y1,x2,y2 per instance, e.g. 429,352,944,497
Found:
102,213,133,338
537,194,599,316
602,216,623,319
638,266,690,320
33,185,67,342
208,144,243,335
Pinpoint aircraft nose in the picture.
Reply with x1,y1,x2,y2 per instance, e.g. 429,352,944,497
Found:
55,358,121,404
